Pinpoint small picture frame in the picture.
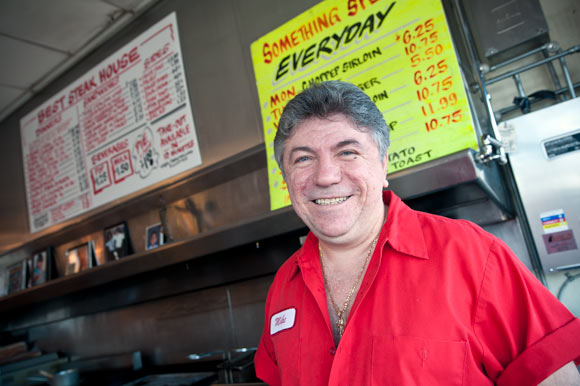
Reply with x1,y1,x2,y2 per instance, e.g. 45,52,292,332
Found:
145,223,164,250
64,242,93,276
6,261,27,294
27,248,53,287
104,222,132,262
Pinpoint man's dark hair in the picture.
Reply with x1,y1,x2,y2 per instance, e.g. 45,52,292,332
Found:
274,81,390,174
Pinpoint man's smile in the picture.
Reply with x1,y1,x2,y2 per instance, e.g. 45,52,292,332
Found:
313,196,351,205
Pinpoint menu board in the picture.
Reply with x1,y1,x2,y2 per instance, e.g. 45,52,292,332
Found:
20,13,202,233
251,0,478,210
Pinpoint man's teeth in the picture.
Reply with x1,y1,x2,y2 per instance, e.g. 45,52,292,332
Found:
314,196,349,205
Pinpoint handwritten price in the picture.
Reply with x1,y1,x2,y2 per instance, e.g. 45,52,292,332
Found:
420,92,458,116
398,17,465,133
406,44,444,67
94,171,108,185
115,162,130,176
413,60,448,85
416,76,453,100
401,19,439,46
424,109,463,132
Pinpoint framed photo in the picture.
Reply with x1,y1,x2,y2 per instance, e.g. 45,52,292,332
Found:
6,261,27,294
145,223,164,250
104,222,132,262
27,248,53,287
64,242,92,276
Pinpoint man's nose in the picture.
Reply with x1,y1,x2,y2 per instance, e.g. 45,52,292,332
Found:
314,157,341,186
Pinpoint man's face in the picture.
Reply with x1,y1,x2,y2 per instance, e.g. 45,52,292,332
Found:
282,113,389,245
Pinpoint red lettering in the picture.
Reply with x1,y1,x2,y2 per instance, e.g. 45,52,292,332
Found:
98,46,140,83
135,133,151,155
263,43,272,64
37,96,66,124
145,43,170,69
261,7,340,63
157,123,172,135
269,86,296,108
348,0,382,16
90,139,129,165
275,315,286,326
175,114,187,127
35,113,62,137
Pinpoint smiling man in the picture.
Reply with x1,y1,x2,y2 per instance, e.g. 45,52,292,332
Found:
254,81,580,385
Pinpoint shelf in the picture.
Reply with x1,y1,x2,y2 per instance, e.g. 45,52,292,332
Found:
0,206,305,312
389,149,512,224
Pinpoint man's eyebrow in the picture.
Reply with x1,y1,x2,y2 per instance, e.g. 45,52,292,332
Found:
287,139,362,158
288,146,314,158
334,139,362,150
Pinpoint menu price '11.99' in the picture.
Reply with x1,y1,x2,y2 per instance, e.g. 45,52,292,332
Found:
401,18,463,133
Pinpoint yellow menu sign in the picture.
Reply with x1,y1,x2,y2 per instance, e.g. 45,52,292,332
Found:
251,0,478,210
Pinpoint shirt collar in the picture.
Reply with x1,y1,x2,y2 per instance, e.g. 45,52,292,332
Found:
290,232,319,281
287,190,429,280
381,190,429,260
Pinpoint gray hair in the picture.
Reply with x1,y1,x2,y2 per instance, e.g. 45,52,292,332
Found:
274,81,390,174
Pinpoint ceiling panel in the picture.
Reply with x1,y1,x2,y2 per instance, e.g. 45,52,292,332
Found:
0,35,67,89
0,0,121,53
0,85,29,115
106,0,148,10
0,0,159,124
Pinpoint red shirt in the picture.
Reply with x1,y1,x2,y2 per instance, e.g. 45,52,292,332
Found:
255,191,580,385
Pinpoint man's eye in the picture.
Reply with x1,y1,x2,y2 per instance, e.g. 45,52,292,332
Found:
340,150,356,157
294,156,310,164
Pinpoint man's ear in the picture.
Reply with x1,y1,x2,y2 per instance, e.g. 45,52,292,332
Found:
382,151,389,189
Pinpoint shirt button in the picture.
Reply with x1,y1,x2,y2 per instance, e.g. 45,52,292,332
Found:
330,347,336,355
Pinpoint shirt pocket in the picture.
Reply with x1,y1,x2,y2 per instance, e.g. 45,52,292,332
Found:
371,335,466,386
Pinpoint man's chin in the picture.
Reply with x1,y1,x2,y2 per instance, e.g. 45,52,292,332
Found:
309,225,352,243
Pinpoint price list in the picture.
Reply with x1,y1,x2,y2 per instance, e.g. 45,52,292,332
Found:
385,8,476,173
82,78,134,154
20,13,202,233
251,0,478,210
399,19,464,134
22,116,90,229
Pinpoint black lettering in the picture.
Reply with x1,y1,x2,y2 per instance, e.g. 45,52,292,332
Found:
316,37,332,58
331,26,349,50
292,49,304,72
376,2,396,30
359,14,375,38
302,43,316,66
276,55,290,81
345,22,361,44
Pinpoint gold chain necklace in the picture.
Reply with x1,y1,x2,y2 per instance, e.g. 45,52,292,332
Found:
319,235,379,338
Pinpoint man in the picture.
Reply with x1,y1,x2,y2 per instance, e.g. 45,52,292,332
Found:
254,81,580,385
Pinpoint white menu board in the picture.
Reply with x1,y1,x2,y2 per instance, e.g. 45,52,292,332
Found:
20,13,202,233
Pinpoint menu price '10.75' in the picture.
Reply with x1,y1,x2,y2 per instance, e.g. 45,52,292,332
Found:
401,18,463,132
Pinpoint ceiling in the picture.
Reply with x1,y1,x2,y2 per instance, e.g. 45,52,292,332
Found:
0,0,159,124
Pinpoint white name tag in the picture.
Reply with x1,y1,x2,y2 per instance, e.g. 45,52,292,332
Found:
270,308,296,335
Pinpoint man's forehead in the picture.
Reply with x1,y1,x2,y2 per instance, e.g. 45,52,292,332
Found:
291,114,371,139
295,113,356,129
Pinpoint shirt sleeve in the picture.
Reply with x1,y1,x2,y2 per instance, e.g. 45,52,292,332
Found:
474,238,580,385
254,284,281,386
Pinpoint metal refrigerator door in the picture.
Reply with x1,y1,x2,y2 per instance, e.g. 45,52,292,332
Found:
506,98,580,272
